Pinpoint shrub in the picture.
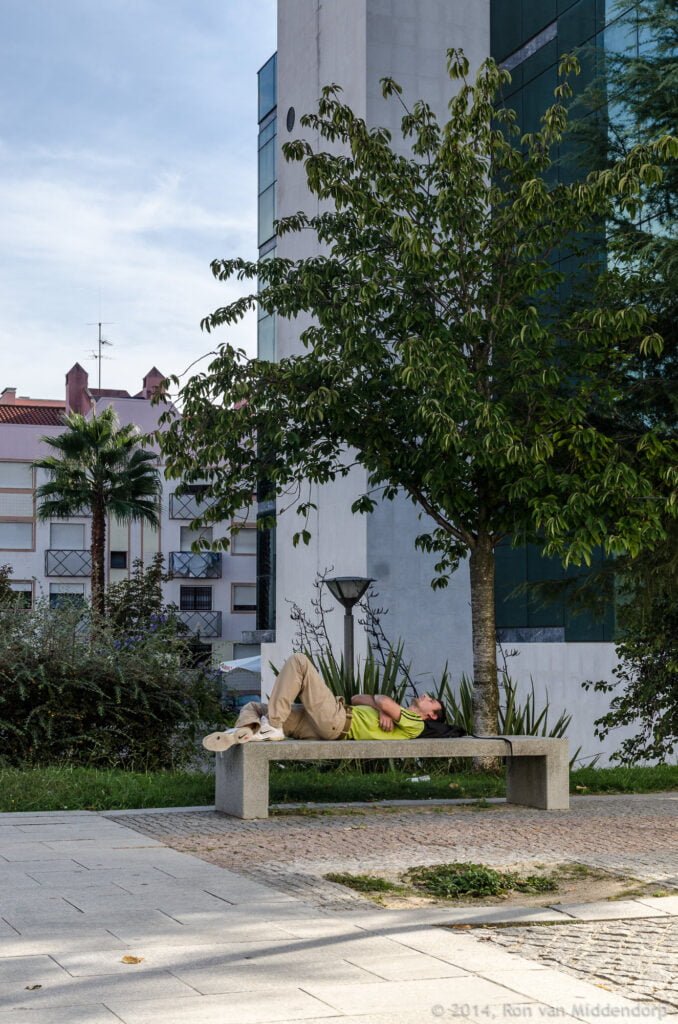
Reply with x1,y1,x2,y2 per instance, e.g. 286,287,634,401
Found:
583,587,677,764
0,600,221,769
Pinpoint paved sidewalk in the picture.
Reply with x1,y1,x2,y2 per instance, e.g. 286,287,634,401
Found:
0,801,676,1023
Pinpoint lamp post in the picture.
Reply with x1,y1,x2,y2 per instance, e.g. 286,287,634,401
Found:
325,576,374,678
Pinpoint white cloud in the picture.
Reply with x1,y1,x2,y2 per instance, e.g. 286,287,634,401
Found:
0,0,276,400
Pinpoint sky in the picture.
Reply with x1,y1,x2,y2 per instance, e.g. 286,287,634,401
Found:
0,0,276,400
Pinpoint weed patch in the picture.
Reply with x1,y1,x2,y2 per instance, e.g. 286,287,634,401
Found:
404,862,558,899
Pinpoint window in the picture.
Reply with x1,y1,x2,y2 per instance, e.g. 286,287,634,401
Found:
189,641,213,667
50,522,85,549
232,528,257,556
9,581,32,608
110,551,127,569
258,185,276,246
0,462,32,488
232,583,256,613
257,314,275,362
180,526,213,551
258,137,276,193
180,586,212,611
184,484,209,496
0,522,32,549
49,583,85,608
234,643,260,659
494,539,615,642
257,53,277,122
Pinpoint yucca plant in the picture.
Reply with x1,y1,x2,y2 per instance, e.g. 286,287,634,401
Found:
434,671,591,768
314,641,410,704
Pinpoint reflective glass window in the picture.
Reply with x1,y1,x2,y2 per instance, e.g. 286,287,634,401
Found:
258,137,276,194
257,314,276,362
258,53,277,123
258,184,276,246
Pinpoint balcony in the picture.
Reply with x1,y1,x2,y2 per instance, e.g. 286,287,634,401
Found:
45,549,92,577
169,551,222,579
169,492,219,520
176,610,222,638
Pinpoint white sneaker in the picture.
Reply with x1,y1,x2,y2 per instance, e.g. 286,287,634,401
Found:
250,715,285,742
202,726,256,752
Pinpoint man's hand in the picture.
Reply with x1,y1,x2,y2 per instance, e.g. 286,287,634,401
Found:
379,711,394,732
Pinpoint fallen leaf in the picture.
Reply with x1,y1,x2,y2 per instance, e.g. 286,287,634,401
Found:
121,955,144,965
25,984,42,991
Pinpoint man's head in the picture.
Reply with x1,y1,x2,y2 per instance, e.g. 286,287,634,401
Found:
409,693,445,721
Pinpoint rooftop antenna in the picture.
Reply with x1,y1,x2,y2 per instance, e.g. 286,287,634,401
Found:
86,321,114,389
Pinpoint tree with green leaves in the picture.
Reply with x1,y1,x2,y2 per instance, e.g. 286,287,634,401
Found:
34,408,162,618
583,520,678,764
575,0,677,437
0,565,15,609
572,0,677,758
159,51,677,736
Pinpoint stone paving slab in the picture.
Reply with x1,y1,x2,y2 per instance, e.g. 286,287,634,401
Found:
0,1005,121,1023
556,899,672,920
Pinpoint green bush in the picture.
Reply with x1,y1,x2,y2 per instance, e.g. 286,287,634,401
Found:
0,601,221,769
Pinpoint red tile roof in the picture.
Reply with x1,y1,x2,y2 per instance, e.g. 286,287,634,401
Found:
0,406,65,426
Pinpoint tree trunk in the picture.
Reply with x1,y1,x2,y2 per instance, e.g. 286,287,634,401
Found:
469,532,500,768
91,499,106,618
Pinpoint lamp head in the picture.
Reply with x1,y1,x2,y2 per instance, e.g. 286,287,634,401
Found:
325,576,374,610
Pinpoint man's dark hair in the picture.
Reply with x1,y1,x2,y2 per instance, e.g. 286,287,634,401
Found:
421,717,467,739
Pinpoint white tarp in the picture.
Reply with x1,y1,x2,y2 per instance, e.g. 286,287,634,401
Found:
218,656,261,675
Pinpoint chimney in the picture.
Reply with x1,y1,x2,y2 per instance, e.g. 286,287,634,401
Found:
141,367,165,400
65,363,91,415
0,388,16,405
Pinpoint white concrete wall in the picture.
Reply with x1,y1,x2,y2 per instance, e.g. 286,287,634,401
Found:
495,642,637,768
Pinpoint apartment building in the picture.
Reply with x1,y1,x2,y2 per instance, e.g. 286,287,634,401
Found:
0,363,257,663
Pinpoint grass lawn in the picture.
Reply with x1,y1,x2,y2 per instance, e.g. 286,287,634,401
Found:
0,762,676,813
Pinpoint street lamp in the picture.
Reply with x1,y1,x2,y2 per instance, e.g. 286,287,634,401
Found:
325,576,374,678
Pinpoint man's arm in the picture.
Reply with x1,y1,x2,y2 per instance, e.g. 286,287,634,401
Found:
351,694,403,727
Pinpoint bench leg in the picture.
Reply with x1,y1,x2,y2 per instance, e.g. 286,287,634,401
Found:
215,746,271,819
506,750,569,810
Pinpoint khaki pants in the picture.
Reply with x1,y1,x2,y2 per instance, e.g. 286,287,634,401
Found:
234,653,347,740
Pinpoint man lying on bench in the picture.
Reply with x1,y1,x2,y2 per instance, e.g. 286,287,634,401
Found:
203,652,454,752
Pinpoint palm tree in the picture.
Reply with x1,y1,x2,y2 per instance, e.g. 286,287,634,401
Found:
34,408,162,617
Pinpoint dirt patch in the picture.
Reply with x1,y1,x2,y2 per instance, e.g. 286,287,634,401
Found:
327,861,674,910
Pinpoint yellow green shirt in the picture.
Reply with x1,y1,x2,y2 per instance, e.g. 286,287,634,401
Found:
347,706,425,741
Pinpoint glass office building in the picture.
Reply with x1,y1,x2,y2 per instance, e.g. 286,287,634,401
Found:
490,0,645,642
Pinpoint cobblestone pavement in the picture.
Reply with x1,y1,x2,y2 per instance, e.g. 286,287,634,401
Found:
114,793,678,1014
479,918,678,1012
114,793,678,903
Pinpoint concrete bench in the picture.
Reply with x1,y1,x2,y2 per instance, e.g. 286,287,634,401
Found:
214,736,570,819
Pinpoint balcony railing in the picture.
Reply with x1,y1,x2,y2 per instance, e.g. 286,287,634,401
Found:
176,610,222,638
45,549,92,577
169,493,219,520
169,551,222,579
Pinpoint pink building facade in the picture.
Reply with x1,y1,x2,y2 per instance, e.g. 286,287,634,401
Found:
0,365,257,663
